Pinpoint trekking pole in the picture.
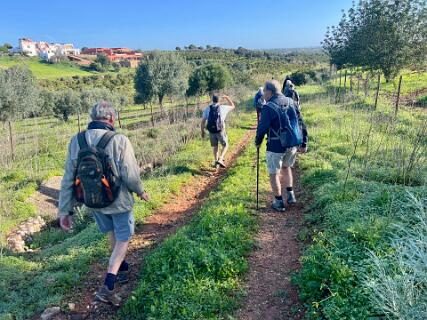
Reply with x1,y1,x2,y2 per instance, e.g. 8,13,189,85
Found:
256,146,260,210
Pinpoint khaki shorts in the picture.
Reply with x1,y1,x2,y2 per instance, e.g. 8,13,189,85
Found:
266,148,298,174
209,131,228,147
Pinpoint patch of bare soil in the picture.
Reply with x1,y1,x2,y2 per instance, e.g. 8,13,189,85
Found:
28,176,62,218
237,168,305,320
42,129,255,320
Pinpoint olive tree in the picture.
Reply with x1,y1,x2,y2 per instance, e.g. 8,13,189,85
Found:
186,63,232,97
0,65,39,158
134,52,189,114
53,90,81,122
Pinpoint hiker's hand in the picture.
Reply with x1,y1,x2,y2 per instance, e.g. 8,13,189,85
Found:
138,192,150,202
59,215,73,232
298,146,308,153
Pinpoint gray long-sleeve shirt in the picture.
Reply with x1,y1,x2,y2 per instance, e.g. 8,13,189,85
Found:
58,129,144,217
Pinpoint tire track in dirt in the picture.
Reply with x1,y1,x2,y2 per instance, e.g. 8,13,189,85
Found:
237,167,305,320
46,127,256,320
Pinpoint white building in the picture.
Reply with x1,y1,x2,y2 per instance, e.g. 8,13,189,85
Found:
15,38,80,61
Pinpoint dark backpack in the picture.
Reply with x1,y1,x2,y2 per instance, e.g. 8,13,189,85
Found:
207,104,223,133
73,131,120,208
285,88,300,105
268,97,303,148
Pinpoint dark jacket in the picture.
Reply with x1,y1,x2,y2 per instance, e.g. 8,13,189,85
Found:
253,91,264,110
255,93,308,153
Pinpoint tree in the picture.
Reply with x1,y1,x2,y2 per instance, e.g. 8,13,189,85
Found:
134,52,189,113
0,65,39,159
0,66,39,122
187,63,233,97
175,46,182,51
89,54,111,72
0,43,12,54
53,90,81,121
38,89,56,115
323,0,427,81
188,44,197,50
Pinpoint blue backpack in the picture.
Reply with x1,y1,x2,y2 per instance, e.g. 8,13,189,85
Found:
267,97,303,148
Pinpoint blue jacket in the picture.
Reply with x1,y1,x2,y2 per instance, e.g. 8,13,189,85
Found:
255,93,308,153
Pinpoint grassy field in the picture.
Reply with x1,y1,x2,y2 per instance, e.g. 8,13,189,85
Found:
295,84,427,319
0,56,94,79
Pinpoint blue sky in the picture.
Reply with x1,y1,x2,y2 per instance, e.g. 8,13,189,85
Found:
0,0,353,50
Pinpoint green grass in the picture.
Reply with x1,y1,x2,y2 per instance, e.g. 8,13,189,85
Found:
120,138,268,320
0,56,93,79
0,111,254,320
293,85,427,319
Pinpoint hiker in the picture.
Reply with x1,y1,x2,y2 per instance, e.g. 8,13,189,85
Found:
58,101,149,306
282,78,300,106
254,87,265,123
201,94,235,168
255,80,308,212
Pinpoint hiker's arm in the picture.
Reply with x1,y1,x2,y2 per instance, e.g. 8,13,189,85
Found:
201,118,207,138
120,137,145,197
255,106,271,146
58,140,76,217
222,95,235,110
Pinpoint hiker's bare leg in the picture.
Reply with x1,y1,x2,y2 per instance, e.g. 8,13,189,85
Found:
108,231,116,250
219,144,228,160
108,240,129,275
269,173,282,197
282,166,293,188
213,146,219,161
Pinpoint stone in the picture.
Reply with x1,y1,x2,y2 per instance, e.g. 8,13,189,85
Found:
40,306,61,320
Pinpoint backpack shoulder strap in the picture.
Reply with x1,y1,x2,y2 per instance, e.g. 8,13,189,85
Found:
97,131,117,150
77,131,89,149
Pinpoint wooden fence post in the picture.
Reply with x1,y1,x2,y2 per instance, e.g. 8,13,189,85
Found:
343,70,348,91
374,73,381,109
117,110,122,129
77,111,82,132
185,96,189,121
8,120,15,160
395,75,403,117
150,103,154,127
357,75,360,94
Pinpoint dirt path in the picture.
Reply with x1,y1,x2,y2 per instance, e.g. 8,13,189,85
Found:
237,168,305,320
46,128,256,320
28,176,62,218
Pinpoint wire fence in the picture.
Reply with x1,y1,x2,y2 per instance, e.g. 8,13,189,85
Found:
0,100,210,174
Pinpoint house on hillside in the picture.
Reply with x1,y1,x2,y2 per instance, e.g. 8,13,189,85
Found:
81,47,143,68
13,38,80,61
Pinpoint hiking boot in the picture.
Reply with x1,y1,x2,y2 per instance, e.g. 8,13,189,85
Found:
271,199,285,212
95,285,122,307
287,191,297,204
216,159,226,168
116,266,131,284
116,271,129,284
